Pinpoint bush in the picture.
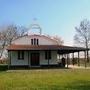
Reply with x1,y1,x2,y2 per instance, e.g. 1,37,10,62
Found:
0,64,8,71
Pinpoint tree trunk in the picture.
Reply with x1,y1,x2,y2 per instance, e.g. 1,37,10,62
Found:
0,41,6,58
86,49,89,62
86,40,89,62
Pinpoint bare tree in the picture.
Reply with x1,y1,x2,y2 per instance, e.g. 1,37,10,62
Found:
52,35,64,45
0,24,28,58
0,24,18,58
45,34,64,45
74,19,90,62
17,26,28,36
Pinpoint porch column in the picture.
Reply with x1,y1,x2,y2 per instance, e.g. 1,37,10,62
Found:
72,52,74,66
77,51,80,66
84,51,87,68
59,54,60,60
47,50,50,66
59,54,61,64
28,51,30,67
48,59,49,66
66,54,69,68
86,49,89,62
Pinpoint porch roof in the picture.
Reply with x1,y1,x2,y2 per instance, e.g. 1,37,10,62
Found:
7,44,86,54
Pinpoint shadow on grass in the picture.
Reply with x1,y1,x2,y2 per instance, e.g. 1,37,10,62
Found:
35,80,90,90
9,65,69,70
41,80,90,90
64,80,90,90
18,81,90,90
25,81,90,90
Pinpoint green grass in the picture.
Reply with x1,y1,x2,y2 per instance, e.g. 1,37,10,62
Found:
0,69,90,90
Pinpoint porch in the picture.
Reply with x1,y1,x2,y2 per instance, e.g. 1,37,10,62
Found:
7,45,88,68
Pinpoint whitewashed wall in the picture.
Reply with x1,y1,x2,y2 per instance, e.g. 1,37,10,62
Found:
11,51,28,66
10,50,58,66
12,35,58,45
40,51,58,65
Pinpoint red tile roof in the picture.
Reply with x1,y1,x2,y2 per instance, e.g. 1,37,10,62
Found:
7,44,86,52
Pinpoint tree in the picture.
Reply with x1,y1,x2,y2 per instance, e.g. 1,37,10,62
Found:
52,35,64,45
46,35,64,45
0,24,28,58
17,26,28,36
74,19,90,62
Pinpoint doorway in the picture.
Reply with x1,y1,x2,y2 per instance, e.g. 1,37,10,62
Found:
31,53,40,66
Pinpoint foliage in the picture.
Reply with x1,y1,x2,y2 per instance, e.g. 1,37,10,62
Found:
0,69,90,90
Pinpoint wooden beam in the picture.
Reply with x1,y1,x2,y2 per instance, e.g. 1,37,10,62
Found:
59,54,60,60
48,58,49,66
72,52,74,66
28,51,30,67
47,50,50,66
77,51,80,66
66,54,69,68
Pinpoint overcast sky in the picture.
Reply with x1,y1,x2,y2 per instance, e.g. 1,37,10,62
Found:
0,0,90,45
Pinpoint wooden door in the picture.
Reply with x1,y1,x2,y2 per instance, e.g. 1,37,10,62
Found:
31,53,40,66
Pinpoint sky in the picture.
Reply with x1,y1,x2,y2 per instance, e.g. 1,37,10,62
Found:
0,0,90,45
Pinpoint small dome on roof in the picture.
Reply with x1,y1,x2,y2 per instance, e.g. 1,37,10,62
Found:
27,19,42,35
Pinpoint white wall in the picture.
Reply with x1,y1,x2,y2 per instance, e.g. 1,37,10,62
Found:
12,35,58,45
11,51,28,66
10,50,58,66
40,51,58,65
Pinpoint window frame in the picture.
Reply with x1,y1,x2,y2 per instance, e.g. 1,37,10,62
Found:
31,38,39,45
18,51,24,60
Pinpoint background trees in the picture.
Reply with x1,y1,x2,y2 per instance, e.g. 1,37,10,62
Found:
74,19,90,62
52,35,64,45
46,35,64,45
0,24,28,58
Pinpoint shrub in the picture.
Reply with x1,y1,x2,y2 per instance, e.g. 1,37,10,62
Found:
0,64,8,71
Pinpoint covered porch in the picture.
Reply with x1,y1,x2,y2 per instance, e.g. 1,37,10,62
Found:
7,45,88,68
57,46,88,68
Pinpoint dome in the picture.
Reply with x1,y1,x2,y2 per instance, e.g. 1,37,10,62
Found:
27,20,42,35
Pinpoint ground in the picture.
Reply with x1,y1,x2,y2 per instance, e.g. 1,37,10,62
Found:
0,69,90,90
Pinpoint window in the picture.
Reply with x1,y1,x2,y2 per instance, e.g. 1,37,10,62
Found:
31,38,39,45
37,39,39,45
31,39,33,45
45,51,51,60
18,51,24,60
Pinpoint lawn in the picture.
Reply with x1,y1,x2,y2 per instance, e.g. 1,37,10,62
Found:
0,69,90,90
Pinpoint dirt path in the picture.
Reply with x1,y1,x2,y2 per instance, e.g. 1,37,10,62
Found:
68,65,90,69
